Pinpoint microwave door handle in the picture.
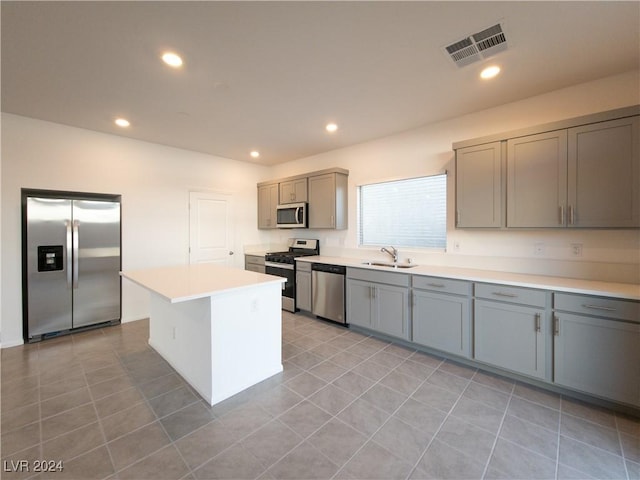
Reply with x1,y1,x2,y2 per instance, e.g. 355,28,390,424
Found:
296,207,302,224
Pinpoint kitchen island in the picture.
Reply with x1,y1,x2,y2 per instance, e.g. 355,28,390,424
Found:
121,263,286,405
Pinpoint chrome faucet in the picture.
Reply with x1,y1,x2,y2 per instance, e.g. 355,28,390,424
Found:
381,246,398,263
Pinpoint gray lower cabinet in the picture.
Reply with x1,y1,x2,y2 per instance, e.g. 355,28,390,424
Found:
474,284,549,380
346,268,410,340
342,268,638,408
553,293,640,406
244,254,265,273
412,276,471,357
296,262,312,312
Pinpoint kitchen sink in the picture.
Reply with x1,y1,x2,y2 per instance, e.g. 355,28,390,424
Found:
361,261,418,269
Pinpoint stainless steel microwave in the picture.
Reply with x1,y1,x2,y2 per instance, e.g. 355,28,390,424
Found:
276,202,307,228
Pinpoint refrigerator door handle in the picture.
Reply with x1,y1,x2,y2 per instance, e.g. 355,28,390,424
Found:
72,220,80,289
66,220,73,288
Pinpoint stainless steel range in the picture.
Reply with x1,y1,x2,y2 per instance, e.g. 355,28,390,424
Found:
265,238,319,312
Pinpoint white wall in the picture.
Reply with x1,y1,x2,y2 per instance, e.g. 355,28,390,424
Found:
2,70,639,347
267,71,640,282
1,115,271,347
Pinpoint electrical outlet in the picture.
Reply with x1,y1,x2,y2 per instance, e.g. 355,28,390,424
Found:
571,243,583,257
454,241,461,252
534,243,545,256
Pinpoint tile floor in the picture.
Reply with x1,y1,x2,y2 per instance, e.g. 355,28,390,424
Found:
1,312,639,480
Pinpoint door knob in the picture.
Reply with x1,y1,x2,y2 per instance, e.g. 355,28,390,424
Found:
229,251,234,255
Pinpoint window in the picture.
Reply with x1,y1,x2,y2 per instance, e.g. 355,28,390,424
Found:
358,174,447,248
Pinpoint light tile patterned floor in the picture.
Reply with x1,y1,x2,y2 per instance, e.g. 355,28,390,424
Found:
1,312,639,479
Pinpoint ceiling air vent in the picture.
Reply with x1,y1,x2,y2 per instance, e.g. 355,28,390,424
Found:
444,23,508,68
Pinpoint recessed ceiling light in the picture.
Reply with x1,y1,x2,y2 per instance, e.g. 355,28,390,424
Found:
250,150,260,158
162,52,183,68
114,118,130,128
480,65,501,79
325,123,338,133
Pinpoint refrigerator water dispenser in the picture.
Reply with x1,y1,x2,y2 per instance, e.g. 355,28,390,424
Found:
37,245,64,272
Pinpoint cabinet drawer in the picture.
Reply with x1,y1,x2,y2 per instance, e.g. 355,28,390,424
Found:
412,276,471,296
475,283,547,307
245,255,265,266
246,263,265,273
296,261,312,272
554,293,640,323
347,267,410,287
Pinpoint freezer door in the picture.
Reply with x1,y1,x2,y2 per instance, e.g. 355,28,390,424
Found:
26,197,73,337
72,200,121,328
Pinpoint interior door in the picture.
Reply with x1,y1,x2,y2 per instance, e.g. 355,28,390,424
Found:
189,191,234,265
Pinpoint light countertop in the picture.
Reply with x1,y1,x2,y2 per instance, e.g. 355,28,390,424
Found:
297,256,640,301
121,263,285,303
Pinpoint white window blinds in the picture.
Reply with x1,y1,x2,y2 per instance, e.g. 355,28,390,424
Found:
358,174,447,248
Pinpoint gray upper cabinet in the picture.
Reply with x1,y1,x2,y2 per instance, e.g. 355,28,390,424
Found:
279,178,308,204
567,116,640,228
454,107,639,229
257,183,278,229
257,168,349,230
308,172,348,229
508,117,639,228
455,141,503,228
507,130,568,228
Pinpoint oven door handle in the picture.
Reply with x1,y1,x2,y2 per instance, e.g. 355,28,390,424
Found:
265,261,294,270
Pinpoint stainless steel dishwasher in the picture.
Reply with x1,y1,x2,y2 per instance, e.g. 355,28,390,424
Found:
311,263,346,324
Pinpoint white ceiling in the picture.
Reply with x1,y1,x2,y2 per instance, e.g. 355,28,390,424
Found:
2,1,639,165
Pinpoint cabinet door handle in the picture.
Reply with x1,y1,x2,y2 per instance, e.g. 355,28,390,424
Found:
582,304,616,312
569,205,576,225
456,210,461,226
558,205,565,226
492,291,518,298
534,313,541,332
553,315,560,336
427,283,446,288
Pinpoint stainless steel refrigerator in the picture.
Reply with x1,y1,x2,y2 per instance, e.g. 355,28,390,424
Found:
22,189,121,342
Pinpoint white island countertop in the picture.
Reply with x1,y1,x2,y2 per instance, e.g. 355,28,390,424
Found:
297,256,640,301
121,263,285,303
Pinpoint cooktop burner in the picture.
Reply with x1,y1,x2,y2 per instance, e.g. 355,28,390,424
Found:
265,239,319,264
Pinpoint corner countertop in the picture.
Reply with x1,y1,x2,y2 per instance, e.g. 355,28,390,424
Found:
121,263,285,304
296,256,640,301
